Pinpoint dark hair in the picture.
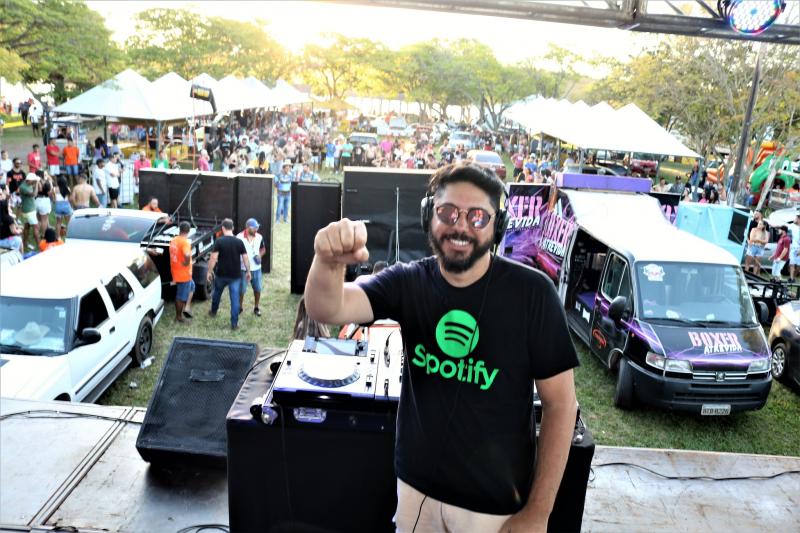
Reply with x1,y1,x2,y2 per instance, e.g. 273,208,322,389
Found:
179,221,191,234
57,176,70,198
44,227,57,242
32,144,39,149
428,163,504,211
221,218,234,230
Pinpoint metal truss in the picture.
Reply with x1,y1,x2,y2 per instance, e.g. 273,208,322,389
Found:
341,0,800,45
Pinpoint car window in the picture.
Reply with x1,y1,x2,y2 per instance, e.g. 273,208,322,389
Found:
602,254,628,300
78,289,109,331
67,215,161,243
105,274,134,311
476,153,502,164
128,254,159,288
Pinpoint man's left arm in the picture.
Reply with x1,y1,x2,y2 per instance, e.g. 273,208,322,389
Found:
502,369,577,533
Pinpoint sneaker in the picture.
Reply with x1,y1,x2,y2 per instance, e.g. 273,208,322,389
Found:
231,324,238,331
183,310,193,319
254,307,261,317
208,310,217,317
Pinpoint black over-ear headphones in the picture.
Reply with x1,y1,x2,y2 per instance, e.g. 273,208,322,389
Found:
420,194,509,246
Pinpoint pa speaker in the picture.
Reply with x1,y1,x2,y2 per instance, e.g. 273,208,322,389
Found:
136,337,258,466
291,182,342,294
342,168,432,268
237,174,274,273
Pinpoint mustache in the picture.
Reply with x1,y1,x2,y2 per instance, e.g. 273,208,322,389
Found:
441,232,477,244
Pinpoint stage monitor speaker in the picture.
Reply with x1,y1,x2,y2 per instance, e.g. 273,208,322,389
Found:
291,182,342,294
139,169,238,223
136,337,258,466
342,168,432,269
237,174,274,273
138,168,170,209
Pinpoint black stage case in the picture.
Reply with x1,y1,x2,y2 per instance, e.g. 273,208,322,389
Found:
227,362,594,533
139,169,274,272
290,182,342,294
342,168,432,269
137,337,258,466
237,173,274,273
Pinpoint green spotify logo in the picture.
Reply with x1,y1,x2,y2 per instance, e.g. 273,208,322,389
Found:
435,310,479,358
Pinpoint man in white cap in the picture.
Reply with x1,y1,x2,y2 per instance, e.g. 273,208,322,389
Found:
275,160,293,223
237,218,266,316
19,173,40,249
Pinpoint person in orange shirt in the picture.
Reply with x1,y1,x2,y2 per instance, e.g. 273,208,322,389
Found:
62,139,80,178
38,227,64,251
169,221,194,322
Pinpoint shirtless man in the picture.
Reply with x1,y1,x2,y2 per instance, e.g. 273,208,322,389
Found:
70,173,99,210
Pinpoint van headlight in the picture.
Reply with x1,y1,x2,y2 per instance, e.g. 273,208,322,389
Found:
646,351,692,373
748,358,770,373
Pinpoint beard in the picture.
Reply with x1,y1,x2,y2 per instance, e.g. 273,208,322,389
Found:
429,230,493,274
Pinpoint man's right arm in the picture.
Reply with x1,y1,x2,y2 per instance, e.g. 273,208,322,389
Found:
304,218,374,326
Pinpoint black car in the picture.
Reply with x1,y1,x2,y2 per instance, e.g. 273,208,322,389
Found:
767,301,800,391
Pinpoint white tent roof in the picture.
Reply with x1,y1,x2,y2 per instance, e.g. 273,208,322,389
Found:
53,69,172,122
506,97,699,158
270,80,311,107
152,72,215,118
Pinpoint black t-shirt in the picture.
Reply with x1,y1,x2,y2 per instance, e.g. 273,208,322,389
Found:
212,235,246,278
7,169,25,194
358,255,579,515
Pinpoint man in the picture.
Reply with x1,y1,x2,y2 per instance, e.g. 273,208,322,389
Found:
27,144,42,174
170,221,195,322
769,225,790,282
340,139,353,169
237,218,266,317
63,139,80,177
298,163,320,182
789,213,800,282
19,173,40,249
6,158,25,199
305,163,578,532
45,138,61,177
1,150,13,178
70,173,99,210
106,153,121,208
275,160,293,223
92,159,107,208
207,218,251,330
142,197,162,213
669,175,685,195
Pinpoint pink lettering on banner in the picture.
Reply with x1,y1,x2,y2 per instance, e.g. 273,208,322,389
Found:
688,331,703,347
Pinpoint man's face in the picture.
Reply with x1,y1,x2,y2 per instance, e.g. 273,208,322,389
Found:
150,199,158,209
429,181,495,274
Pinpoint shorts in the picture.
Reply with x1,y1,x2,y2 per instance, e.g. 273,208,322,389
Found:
55,200,73,217
240,268,263,294
66,164,79,176
108,187,120,200
21,210,37,225
772,260,787,277
35,197,51,215
175,279,195,302
311,155,320,164
49,164,60,176
791,246,800,266
0,235,22,250
747,244,764,258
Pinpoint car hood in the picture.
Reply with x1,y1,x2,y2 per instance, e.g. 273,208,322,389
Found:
633,320,768,370
0,354,69,400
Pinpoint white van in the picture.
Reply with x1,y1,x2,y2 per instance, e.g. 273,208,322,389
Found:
0,242,164,402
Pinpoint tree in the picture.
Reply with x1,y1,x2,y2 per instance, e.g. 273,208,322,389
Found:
0,0,124,102
127,9,291,83
301,34,383,101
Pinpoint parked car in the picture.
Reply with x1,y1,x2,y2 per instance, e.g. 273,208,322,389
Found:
630,153,658,177
348,132,379,146
564,164,622,176
0,242,164,402
597,161,629,176
767,301,800,391
447,131,475,150
466,150,507,179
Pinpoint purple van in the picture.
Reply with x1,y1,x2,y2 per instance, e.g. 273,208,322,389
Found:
502,176,771,415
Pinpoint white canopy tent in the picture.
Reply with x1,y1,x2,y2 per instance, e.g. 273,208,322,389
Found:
270,80,312,107
506,97,700,158
152,72,215,118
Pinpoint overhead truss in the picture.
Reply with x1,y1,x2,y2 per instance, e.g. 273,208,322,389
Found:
339,0,800,46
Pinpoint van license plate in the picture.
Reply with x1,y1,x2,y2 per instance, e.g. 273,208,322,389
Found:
701,404,731,416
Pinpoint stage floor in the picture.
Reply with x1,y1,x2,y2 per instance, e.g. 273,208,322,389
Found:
1,397,798,533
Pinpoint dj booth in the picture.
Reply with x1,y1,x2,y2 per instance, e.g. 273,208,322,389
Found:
226,332,594,533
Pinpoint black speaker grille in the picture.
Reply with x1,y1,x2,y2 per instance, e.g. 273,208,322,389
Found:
136,337,258,464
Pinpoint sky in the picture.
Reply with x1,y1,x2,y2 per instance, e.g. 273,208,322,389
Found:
87,0,663,73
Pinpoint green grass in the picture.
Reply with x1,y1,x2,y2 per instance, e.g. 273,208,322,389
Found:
97,161,800,457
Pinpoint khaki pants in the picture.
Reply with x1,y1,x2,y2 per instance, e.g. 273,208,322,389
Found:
394,478,512,533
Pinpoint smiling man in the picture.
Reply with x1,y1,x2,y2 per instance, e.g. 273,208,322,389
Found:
305,163,578,532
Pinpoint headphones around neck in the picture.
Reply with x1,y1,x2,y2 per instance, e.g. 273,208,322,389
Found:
420,194,509,247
